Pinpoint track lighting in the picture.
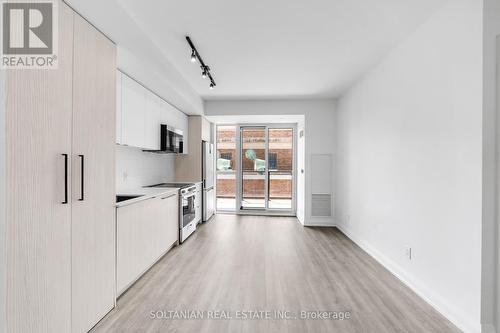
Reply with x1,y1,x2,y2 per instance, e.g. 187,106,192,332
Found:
186,36,216,90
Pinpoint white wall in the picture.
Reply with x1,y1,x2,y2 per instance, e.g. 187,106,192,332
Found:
334,1,483,332
205,99,336,226
116,146,175,192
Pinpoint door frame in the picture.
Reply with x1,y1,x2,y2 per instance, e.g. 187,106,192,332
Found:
215,123,297,216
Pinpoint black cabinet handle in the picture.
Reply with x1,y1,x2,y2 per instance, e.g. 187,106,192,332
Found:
62,154,68,204
79,155,84,201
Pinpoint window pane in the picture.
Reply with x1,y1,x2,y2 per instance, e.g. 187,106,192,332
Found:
216,126,237,211
241,127,266,209
268,128,293,209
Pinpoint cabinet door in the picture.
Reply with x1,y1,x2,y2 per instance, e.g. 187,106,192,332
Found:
159,193,179,250
144,92,161,150
72,14,116,333
116,71,122,144
201,117,212,142
195,190,202,223
122,74,146,148
6,4,74,333
117,198,162,294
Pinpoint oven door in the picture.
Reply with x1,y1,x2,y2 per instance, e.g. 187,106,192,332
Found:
182,193,196,227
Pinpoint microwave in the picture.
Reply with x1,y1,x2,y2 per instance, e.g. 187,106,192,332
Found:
144,124,183,154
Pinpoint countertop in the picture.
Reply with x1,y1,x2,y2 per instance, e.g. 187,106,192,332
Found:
116,187,180,208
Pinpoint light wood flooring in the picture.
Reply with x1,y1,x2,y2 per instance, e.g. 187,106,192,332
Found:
92,215,460,333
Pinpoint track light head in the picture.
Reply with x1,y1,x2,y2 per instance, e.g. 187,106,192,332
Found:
186,36,216,88
201,66,210,79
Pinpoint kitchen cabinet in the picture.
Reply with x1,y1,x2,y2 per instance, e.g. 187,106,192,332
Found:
144,92,161,150
161,99,189,154
161,192,181,248
175,116,212,182
118,71,188,151
6,4,74,332
195,182,202,223
117,193,179,295
116,71,123,144
201,117,212,142
5,4,116,333
121,74,146,148
71,14,116,333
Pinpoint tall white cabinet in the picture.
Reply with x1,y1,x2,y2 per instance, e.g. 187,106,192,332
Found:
5,2,116,333
6,4,74,332
71,14,116,333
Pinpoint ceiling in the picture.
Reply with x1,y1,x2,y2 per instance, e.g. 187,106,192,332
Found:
206,114,304,125
67,0,445,101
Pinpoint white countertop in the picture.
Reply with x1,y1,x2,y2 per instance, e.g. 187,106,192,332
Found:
116,187,180,208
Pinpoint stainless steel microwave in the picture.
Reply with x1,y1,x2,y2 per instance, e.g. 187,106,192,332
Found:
144,124,183,154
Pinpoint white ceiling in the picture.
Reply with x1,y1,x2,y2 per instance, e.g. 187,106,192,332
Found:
67,0,445,101
206,114,304,125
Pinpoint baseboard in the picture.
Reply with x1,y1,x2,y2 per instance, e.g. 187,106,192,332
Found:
303,222,336,227
336,224,481,333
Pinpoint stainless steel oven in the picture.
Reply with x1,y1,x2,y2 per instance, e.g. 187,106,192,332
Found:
180,185,197,242
181,187,196,227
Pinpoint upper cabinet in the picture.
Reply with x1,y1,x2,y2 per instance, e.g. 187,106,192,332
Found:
116,71,123,144
175,115,213,182
121,74,146,148
117,71,188,152
144,93,161,150
201,116,211,142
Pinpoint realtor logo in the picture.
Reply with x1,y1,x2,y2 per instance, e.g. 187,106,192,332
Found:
2,0,58,68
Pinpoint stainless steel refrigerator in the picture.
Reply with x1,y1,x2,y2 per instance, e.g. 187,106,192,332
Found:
202,141,215,221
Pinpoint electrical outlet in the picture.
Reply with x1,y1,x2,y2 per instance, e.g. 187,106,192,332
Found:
405,247,412,260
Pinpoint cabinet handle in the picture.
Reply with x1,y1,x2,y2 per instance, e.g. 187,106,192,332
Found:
78,155,84,201
161,193,176,200
62,154,68,204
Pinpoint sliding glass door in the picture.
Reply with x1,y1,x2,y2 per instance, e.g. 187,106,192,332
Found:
216,124,296,214
268,128,293,210
239,125,295,213
241,127,267,209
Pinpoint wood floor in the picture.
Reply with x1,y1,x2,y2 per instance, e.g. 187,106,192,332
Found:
92,215,460,333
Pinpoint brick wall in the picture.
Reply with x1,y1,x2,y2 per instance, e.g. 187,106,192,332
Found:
217,178,292,199
216,127,293,199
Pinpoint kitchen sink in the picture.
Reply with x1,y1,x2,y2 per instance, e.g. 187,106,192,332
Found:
116,195,143,203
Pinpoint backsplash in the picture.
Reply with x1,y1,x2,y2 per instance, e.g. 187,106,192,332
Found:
116,145,175,192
